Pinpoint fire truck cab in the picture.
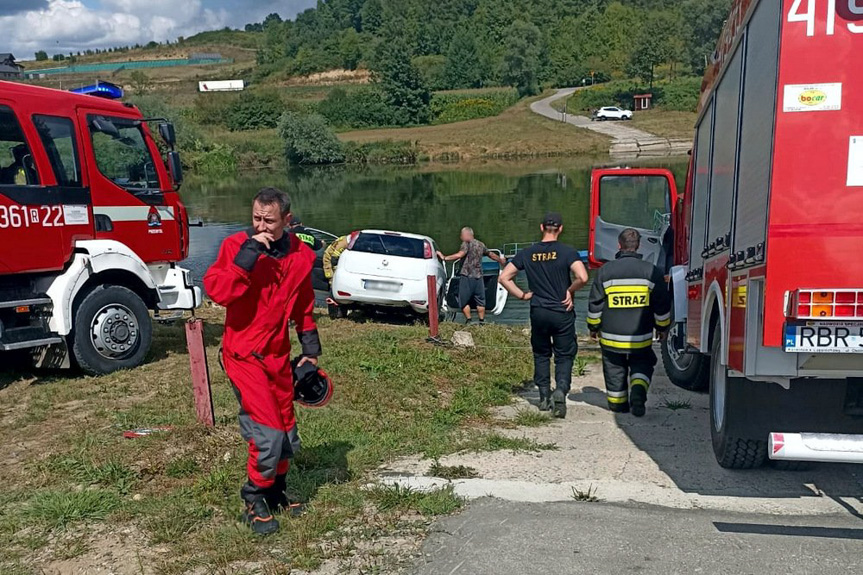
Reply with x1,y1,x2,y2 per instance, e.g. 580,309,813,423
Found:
0,81,200,375
589,0,863,468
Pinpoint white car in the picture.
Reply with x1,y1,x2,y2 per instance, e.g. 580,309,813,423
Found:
331,230,447,317
593,106,633,121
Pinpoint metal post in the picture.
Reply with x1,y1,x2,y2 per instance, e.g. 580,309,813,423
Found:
427,275,440,340
185,318,214,426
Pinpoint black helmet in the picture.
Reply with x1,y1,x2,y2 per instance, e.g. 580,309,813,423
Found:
292,357,333,408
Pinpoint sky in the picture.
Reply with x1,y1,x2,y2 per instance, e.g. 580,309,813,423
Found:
0,0,317,59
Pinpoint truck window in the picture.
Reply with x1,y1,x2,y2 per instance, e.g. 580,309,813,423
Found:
0,105,40,186
599,175,670,232
33,115,82,187
89,116,158,191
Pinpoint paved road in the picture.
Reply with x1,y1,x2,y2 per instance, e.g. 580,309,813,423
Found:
530,88,692,157
377,345,863,573
414,498,863,575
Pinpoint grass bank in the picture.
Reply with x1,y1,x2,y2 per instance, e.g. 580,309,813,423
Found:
0,306,573,574
629,110,696,140
339,95,610,162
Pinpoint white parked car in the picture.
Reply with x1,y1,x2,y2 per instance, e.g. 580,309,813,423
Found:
331,230,447,317
593,106,633,121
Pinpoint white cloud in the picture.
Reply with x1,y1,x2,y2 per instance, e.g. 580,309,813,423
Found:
0,0,318,59
0,0,231,57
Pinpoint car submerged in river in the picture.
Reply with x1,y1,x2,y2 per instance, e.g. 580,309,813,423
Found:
330,229,507,319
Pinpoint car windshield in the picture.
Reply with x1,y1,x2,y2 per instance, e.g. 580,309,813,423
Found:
351,233,426,258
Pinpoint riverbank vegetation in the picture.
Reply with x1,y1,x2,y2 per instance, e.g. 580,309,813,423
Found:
0,307,580,573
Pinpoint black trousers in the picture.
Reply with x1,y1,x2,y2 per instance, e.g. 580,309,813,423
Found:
530,307,577,394
601,348,657,409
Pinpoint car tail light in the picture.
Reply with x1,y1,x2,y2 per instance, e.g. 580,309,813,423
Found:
423,240,433,259
337,291,351,297
787,289,863,319
347,231,360,249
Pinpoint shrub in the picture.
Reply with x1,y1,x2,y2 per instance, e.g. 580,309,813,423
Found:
430,89,520,124
188,93,239,126
278,112,345,165
317,86,394,129
658,77,702,111
343,140,418,164
224,91,285,131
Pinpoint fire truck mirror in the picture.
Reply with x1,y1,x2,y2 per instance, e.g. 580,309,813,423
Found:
167,151,183,187
91,117,121,138
158,123,176,149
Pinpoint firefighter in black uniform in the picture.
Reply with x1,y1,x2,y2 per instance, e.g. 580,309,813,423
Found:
587,228,671,417
499,212,589,418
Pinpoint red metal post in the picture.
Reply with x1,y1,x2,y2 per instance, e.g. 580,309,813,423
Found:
185,318,214,426
427,275,439,339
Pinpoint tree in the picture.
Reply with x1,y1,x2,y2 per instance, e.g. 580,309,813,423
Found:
278,112,345,165
681,0,733,75
501,20,542,97
444,28,483,89
129,71,154,94
627,12,676,88
371,32,431,125
35,50,48,61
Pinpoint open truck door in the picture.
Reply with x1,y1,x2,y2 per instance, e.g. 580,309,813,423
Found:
443,249,508,318
588,168,678,272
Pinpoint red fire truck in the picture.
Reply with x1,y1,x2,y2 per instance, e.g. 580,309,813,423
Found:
588,0,863,468
0,81,200,375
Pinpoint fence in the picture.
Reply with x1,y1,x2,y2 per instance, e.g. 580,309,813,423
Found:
25,58,233,76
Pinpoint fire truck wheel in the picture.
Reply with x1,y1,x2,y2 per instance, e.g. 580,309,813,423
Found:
660,325,709,391
709,323,767,469
71,285,153,376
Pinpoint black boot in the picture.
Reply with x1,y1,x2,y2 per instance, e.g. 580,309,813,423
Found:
630,386,647,417
242,499,280,535
538,387,552,411
551,388,567,419
265,474,306,517
608,401,630,414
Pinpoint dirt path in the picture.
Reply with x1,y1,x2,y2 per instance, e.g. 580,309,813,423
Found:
379,351,863,517
531,88,692,157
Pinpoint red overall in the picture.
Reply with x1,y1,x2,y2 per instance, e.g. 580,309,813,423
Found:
204,231,319,502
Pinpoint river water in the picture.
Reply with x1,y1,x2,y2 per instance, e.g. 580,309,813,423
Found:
183,157,687,331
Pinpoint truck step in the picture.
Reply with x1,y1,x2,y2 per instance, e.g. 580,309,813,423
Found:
769,432,863,464
0,326,63,351
0,297,53,310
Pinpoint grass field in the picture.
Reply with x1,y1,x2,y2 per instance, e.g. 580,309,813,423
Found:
0,306,587,574
630,110,697,140
339,95,610,161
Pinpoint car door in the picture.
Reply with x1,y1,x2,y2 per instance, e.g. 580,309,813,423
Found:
588,168,678,271
442,249,508,315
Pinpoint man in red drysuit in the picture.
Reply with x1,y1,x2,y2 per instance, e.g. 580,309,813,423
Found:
204,187,322,535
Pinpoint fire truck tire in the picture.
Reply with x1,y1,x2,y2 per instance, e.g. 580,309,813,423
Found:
71,285,153,376
660,329,709,391
709,324,767,469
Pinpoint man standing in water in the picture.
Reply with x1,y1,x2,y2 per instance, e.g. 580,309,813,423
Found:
437,227,507,325
499,213,588,418
204,188,323,535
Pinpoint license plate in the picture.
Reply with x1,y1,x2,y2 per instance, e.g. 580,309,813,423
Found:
364,280,401,292
784,322,863,353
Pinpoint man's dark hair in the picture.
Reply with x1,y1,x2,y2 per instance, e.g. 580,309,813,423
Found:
618,228,641,252
253,187,291,216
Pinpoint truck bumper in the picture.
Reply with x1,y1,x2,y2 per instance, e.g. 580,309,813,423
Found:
769,432,863,464
154,266,202,310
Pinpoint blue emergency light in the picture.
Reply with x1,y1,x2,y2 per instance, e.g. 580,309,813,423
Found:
70,81,124,100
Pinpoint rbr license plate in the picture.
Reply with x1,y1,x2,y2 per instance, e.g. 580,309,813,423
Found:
784,322,863,353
